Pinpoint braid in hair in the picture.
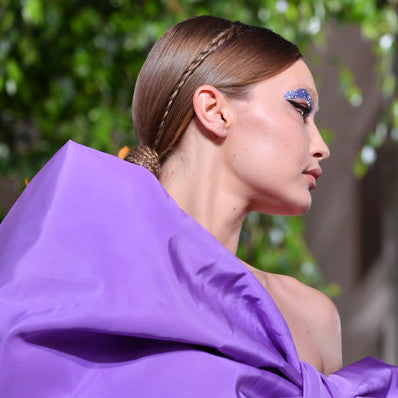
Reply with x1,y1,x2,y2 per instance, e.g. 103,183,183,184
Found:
155,22,240,150
127,20,240,178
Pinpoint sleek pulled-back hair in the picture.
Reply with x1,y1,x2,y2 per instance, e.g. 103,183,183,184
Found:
128,15,302,176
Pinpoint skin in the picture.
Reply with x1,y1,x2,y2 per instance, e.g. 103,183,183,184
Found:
159,59,342,376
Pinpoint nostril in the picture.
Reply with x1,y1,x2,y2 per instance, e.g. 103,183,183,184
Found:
313,149,330,160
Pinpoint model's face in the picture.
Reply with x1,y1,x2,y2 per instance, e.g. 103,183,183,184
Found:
224,59,329,215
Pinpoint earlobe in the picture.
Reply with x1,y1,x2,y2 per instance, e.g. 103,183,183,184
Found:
193,85,229,138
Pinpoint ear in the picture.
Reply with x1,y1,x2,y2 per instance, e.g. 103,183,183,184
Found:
192,85,230,138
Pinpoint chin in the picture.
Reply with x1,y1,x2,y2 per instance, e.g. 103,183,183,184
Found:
251,190,312,216
285,205,311,216
264,200,312,216
293,200,313,215
286,191,313,215
286,198,312,215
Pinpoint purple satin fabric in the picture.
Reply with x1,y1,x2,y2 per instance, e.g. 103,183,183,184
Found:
0,140,397,397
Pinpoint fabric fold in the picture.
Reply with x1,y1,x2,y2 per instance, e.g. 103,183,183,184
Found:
0,140,397,397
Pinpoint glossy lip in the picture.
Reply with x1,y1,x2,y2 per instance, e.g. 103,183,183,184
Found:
303,168,322,191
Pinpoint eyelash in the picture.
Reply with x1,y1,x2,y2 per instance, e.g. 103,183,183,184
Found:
288,100,312,120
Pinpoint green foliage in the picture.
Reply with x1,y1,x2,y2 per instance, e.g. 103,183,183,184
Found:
1,0,397,294
238,213,317,279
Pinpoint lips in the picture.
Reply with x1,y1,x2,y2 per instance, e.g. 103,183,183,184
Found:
303,168,322,190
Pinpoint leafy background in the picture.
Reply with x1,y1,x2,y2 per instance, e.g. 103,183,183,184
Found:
1,0,397,294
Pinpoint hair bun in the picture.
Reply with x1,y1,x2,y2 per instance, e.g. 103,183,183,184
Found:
125,144,161,178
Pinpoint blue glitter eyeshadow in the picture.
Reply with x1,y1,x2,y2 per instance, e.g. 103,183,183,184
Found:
284,88,313,108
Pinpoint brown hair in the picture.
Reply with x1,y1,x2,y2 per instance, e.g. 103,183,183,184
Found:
126,15,302,176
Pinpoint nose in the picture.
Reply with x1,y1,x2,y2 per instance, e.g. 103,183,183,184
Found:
310,123,330,161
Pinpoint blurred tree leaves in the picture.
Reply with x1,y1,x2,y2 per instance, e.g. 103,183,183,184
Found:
1,0,397,293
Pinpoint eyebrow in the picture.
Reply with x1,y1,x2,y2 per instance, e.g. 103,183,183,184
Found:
284,86,319,113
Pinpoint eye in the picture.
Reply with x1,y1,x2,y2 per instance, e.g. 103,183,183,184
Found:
288,100,312,120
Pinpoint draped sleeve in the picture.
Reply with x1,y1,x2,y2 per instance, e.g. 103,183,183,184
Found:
0,140,396,397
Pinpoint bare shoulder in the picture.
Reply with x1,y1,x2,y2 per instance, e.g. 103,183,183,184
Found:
242,261,342,375
268,273,342,375
247,267,338,316
273,274,340,324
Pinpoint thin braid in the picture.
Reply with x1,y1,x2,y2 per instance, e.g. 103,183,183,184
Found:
155,22,239,149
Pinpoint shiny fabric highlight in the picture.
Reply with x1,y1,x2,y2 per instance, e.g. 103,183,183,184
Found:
0,141,397,397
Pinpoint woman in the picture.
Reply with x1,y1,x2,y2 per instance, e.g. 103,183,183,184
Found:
127,15,339,376
0,15,396,397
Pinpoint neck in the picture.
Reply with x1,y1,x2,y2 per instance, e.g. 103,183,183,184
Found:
159,126,248,254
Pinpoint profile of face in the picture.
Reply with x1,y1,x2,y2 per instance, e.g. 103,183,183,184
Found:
222,59,329,216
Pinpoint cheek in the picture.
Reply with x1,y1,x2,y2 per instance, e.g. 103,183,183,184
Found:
226,102,308,174
227,121,283,183
240,114,293,162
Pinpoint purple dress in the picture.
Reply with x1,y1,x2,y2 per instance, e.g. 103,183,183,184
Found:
0,141,396,397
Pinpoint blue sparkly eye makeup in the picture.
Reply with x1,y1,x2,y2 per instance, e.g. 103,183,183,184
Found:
284,88,313,109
